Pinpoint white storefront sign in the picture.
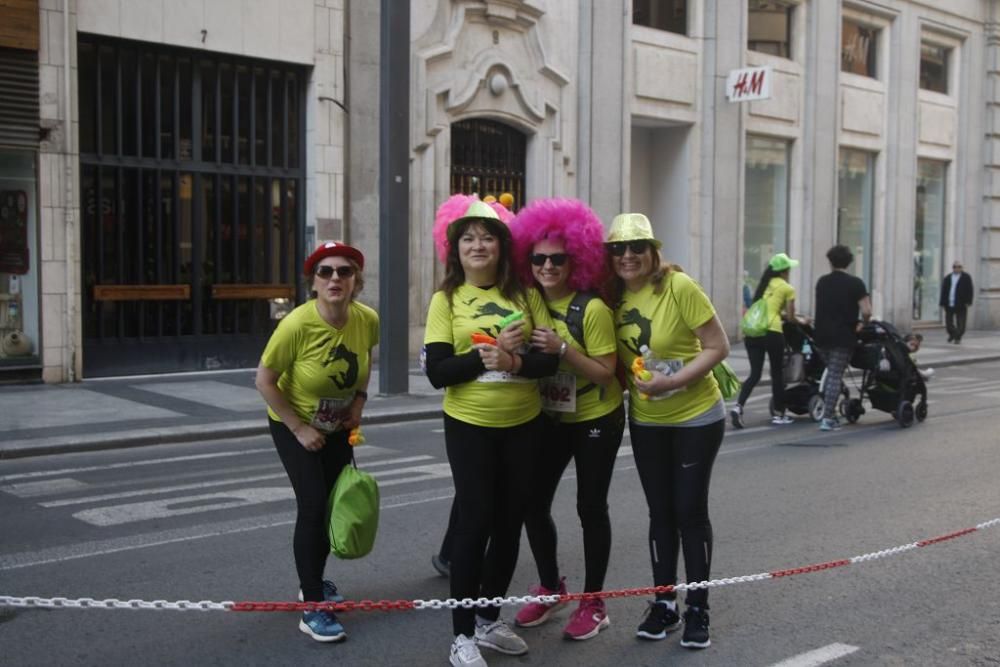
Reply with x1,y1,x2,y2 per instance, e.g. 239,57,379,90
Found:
726,66,773,102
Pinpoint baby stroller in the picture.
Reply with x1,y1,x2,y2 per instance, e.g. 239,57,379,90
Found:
769,320,849,422
842,321,928,428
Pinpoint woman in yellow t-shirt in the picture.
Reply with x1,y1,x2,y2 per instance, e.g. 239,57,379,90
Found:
605,213,730,651
730,252,799,428
255,242,378,644
506,198,625,641
423,196,559,666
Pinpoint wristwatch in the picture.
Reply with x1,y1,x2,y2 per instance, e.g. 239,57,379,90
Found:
558,341,569,357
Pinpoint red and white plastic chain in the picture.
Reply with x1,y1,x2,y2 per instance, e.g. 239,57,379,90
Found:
2,517,997,613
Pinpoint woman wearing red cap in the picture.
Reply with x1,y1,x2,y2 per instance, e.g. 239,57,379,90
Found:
424,195,559,667
255,241,378,643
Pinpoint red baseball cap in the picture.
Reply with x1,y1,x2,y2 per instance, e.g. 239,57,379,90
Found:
304,241,365,275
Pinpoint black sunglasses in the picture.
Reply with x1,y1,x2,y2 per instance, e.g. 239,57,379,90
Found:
315,265,356,279
530,253,569,267
608,240,651,256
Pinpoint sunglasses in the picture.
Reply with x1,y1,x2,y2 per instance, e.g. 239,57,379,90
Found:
608,240,651,256
530,253,569,267
953,265,963,269
315,265,356,279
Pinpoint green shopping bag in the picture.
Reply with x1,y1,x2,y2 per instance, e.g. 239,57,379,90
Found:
327,457,379,559
740,299,769,337
712,360,741,400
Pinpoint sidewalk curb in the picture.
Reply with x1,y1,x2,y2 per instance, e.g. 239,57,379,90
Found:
3,352,998,461
0,406,443,460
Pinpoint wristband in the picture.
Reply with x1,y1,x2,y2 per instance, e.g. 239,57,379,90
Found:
355,390,368,401
558,341,568,357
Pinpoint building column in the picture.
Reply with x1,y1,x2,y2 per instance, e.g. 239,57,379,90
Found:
983,6,1000,327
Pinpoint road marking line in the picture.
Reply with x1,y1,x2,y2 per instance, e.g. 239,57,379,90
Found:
770,643,859,667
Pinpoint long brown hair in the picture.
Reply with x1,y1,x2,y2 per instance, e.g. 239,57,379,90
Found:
438,219,527,309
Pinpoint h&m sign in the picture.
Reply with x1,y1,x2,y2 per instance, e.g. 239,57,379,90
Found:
726,66,772,103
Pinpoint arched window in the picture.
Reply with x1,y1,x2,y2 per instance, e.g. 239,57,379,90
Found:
450,119,526,210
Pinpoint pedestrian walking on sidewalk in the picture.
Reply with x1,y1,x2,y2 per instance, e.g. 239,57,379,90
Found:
730,253,800,428
939,260,974,344
423,196,560,667
606,213,730,650
507,198,625,641
813,245,871,431
255,241,378,643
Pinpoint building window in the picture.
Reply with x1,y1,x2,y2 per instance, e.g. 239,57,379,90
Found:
837,149,876,287
743,136,791,299
914,160,946,321
841,20,878,78
632,0,687,36
748,0,794,58
451,119,526,211
920,42,949,93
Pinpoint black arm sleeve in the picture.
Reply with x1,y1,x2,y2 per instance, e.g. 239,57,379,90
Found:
516,350,560,379
424,342,485,389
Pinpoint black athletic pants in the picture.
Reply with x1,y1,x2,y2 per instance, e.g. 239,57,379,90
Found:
524,405,625,593
444,412,544,636
269,418,352,603
737,331,786,413
629,418,725,609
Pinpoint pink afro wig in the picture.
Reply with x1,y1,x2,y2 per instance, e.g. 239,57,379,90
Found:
432,194,515,264
509,198,608,292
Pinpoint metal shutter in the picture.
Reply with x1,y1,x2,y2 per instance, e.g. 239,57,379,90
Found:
0,48,39,147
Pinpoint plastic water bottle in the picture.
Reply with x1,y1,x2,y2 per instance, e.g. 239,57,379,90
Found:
802,340,812,361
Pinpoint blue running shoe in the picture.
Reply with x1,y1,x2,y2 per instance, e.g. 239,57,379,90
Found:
299,610,346,642
298,579,345,603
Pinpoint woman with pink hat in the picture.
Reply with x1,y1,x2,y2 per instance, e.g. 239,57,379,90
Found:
423,195,559,667
605,213,730,650
255,241,378,643
506,198,625,641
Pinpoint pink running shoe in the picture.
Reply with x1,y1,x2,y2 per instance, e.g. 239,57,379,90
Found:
563,598,610,640
514,578,567,627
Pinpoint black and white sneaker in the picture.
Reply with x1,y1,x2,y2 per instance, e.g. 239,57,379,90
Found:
636,600,681,640
680,606,710,649
729,405,744,429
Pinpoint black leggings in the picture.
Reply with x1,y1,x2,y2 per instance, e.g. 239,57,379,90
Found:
269,418,352,603
629,419,724,609
737,331,786,413
444,412,543,636
524,406,625,592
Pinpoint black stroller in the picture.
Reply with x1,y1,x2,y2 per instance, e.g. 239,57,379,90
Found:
769,320,849,422
842,321,928,428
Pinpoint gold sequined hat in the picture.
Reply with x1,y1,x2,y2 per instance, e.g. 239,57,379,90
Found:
606,213,662,248
447,200,511,246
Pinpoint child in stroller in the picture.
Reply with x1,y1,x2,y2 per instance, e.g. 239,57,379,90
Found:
771,320,850,422
842,321,928,428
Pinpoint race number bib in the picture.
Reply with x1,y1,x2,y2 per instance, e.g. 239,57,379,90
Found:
311,396,354,433
540,372,577,413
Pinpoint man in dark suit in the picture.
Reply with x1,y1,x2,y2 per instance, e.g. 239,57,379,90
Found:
939,261,974,344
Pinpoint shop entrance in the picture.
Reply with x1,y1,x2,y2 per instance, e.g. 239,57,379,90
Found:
77,36,305,376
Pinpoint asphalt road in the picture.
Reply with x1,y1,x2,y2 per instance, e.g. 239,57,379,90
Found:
2,363,1000,666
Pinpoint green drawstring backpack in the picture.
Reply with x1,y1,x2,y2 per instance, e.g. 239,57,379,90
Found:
327,455,379,559
712,360,742,400
740,299,770,338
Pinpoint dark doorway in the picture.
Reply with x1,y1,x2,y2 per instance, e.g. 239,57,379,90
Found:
450,119,526,210
77,35,305,376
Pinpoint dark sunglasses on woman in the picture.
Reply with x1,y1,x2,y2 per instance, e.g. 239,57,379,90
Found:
315,265,356,279
530,253,569,267
607,240,651,256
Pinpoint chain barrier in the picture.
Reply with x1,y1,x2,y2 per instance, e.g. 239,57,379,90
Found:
2,516,996,614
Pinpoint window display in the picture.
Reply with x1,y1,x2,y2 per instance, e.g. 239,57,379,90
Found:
0,149,39,366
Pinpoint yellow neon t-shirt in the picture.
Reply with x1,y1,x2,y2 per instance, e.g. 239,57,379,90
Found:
615,271,721,424
763,277,795,333
260,300,379,430
424,284,553,427
545,292,623,423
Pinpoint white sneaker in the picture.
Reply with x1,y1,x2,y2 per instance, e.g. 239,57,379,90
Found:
919,368,934,380
729,404,744,429
474,619,528,656
771,414,794,425
450,634,487,667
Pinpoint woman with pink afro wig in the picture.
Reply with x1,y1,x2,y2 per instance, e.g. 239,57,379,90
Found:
507,197,625,642
509,198,608,291
432,193,514,264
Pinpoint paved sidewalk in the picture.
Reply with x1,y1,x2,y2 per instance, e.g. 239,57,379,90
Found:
0,327,996,459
